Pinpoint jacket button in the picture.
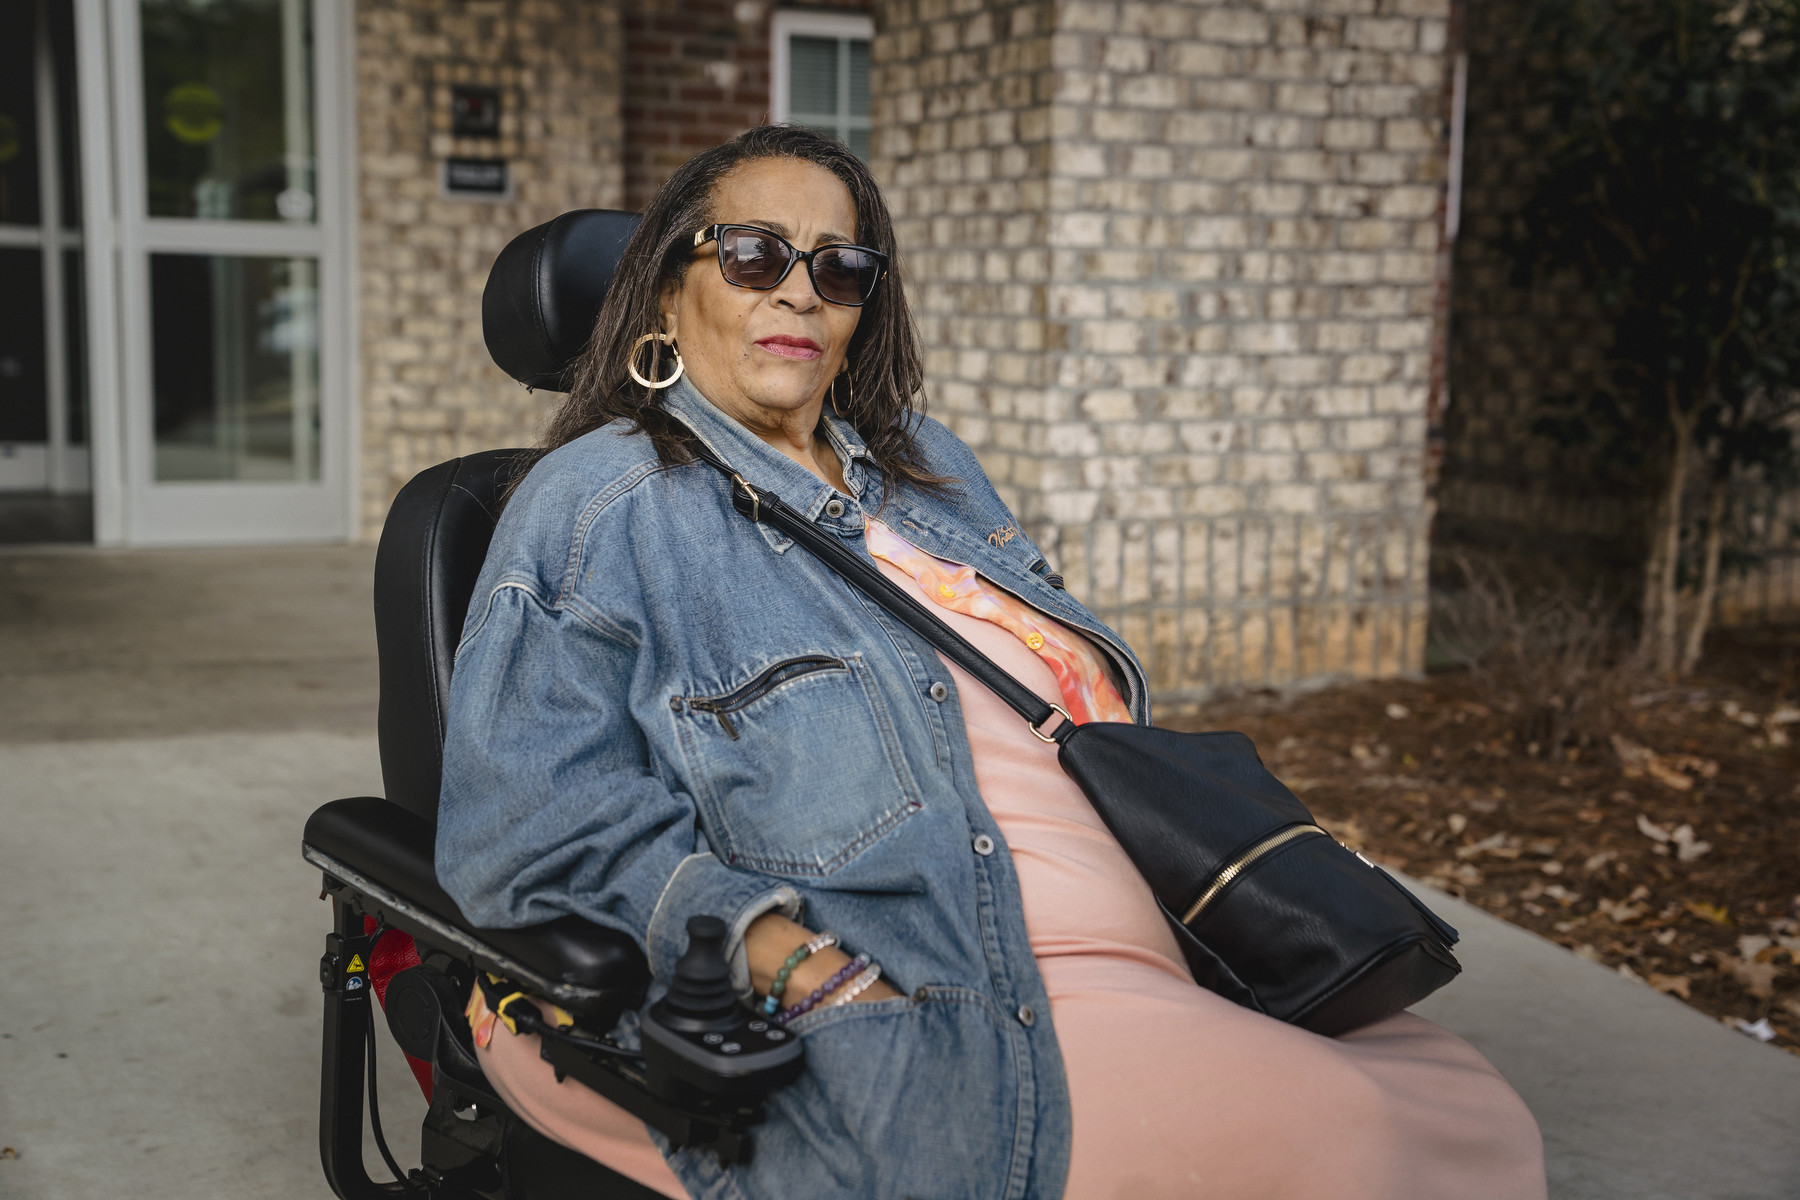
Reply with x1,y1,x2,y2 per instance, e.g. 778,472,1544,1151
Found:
972,834,995,856
1016,1005,1035,1027
669,697,684,713
824,498,846,518
929,681,949,702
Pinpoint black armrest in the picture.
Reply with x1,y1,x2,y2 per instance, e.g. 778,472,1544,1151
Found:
303,796,648,1020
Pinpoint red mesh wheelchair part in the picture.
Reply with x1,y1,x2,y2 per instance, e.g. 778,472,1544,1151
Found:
364,917,435,1100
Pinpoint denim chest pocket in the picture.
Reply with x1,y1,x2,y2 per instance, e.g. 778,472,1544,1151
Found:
671,653,922,878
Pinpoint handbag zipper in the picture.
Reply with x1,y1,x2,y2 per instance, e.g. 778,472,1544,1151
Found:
682,656,847,740
1181,823,1330,926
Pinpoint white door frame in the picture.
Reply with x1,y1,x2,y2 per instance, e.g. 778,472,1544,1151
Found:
76,0,356,546
0,0,87,496
72,0,122,541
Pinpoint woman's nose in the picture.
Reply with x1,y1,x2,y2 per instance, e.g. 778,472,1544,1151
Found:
772,257,822,310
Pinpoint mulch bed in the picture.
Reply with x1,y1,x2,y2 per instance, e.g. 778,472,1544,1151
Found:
1164,628,1800,1056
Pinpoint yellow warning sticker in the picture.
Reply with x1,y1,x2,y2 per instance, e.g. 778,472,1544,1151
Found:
346,954,366,974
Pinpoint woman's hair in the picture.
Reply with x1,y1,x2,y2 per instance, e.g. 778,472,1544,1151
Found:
537,125,943,493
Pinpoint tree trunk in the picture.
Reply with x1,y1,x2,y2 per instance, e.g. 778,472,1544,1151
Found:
1679,479,1727,675
1652,418,1691,676
1637,500,1666,661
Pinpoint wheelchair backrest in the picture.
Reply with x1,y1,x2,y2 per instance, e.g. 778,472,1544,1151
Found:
374,450,527,822
373,208,642,823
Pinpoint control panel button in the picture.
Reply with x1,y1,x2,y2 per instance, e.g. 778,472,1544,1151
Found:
720,1042,742,1054
765,1029,787,1041
747,1019,768,1032
702,1032,723,1045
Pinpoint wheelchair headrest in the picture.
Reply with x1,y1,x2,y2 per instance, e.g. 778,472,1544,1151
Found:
482,208,643,392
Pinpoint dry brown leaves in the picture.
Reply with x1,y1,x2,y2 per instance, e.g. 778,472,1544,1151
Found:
1611,733,1719,792
1169,629,1800,1055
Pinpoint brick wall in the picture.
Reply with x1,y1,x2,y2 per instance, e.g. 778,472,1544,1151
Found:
1432,0,1624,578
623,0,871,211
1716,484,1800,625
354,0,625,537
874,0,1453,704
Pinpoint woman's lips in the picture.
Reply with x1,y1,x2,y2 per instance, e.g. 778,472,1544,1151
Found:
756,336,822,361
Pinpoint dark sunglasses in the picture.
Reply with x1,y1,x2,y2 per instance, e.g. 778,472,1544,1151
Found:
692,224,888,307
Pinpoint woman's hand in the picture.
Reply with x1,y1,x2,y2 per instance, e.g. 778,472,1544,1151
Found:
744,912,902,1009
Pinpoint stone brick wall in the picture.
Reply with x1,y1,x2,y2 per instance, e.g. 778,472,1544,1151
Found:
1717,485,1800,625
1432,0,1625,578
354,0,625,537
873,0,1453,703
623,0,872,210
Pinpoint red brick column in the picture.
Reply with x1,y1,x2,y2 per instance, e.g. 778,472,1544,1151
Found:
622,0,872,211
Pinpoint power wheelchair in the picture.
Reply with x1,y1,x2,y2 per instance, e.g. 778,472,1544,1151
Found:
302,209,802,1200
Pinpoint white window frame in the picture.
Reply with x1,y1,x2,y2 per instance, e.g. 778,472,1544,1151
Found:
769,9,873,149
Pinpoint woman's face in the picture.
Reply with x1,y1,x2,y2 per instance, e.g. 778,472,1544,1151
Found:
660,158,864,433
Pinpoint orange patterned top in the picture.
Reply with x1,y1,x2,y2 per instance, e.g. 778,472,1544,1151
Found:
864,519,1131,726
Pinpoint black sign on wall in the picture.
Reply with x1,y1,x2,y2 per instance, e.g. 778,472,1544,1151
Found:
450,85,501,139
443,157,509,198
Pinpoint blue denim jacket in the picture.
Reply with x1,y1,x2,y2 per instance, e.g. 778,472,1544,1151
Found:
437,377,1151,1200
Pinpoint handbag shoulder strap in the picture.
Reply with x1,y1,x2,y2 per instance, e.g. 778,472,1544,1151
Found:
684,441,1074,743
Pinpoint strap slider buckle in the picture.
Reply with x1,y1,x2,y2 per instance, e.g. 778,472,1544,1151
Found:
731,474,761,523
1029,703,1072,744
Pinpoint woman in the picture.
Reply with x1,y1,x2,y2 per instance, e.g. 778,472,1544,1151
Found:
436,125,1546,1200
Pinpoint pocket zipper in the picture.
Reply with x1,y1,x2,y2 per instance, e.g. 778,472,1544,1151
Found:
1181,823,1329,926
682,656,848,740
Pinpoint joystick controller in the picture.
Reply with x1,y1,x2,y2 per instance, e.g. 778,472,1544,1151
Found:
639,916,805,1107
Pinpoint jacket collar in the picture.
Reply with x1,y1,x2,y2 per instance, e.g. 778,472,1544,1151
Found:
662,376,873,521
660,378,1148,719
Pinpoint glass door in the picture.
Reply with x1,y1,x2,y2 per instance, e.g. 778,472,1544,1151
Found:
0,0,88,520
109,0,348,543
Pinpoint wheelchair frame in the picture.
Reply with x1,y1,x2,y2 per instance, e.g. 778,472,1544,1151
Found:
309,800,775,1199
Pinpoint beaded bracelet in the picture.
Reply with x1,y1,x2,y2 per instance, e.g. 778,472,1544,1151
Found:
830,962,883,1007
776,954,870,1025
760,932,839,1016
801,931,841,958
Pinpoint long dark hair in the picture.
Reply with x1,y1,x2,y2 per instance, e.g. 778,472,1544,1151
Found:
537,125,943,493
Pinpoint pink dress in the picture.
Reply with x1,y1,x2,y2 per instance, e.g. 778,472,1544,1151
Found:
468,522,1547,1200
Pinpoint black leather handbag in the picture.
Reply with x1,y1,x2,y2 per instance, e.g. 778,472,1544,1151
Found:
700,453,1462,1036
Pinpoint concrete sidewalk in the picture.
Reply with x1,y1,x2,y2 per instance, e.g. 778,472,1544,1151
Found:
0,545,378,744
1413,889,1800,1197
0,732,420,1200
1,544,1797,1199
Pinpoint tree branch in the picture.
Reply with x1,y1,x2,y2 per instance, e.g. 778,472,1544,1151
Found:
1680,477,1729,674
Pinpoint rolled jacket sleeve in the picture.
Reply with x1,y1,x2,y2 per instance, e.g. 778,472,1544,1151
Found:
436,580,800,989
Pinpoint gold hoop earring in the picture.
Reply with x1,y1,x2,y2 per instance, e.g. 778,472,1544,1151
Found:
628,331,684,390
832,365,856,417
